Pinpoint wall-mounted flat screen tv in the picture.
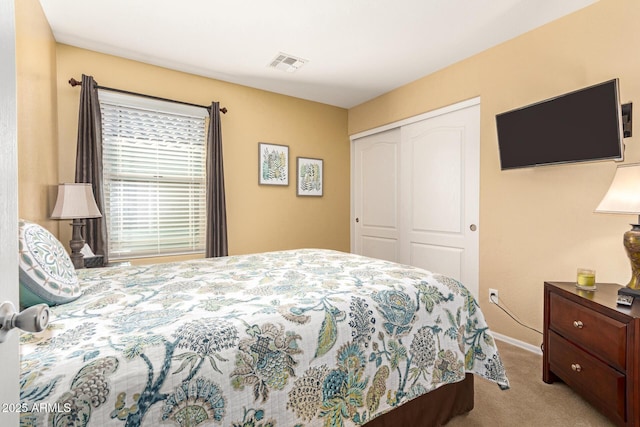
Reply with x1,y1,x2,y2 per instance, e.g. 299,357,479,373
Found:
496,79,624,170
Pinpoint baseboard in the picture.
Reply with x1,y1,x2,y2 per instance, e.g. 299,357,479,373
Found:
492,332,543,355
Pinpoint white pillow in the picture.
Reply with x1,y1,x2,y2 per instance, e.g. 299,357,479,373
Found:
18,219,81,307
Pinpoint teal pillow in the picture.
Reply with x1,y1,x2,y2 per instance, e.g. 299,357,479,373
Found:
18,219,81,307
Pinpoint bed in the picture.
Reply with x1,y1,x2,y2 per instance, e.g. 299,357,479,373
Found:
19,244,509,427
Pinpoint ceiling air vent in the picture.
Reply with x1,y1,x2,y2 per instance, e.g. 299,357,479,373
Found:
269,52,307,73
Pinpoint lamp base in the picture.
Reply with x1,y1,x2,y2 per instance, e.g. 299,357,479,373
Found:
623,223,640,292
69,219,86,270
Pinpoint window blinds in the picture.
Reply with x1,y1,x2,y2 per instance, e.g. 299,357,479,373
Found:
99,90,208,259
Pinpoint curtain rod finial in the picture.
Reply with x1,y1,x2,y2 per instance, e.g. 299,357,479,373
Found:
69,77,81,87
220,107,228,114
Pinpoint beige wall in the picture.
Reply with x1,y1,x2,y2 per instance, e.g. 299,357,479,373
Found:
348,0,640,346
15,0,350,263
15,0,59,234
54,46,350,262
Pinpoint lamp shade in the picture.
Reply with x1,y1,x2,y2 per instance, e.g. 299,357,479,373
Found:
595,163,640,214
51,183,102,219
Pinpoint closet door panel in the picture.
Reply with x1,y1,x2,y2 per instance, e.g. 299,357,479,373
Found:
400,104,479,297
409,243,463,280
353,128,401,263
408,127,463,233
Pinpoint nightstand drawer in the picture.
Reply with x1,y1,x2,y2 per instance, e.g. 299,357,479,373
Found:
548,331,626,423
549,292,627,370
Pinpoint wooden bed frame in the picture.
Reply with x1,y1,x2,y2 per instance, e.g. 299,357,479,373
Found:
365,374,474,426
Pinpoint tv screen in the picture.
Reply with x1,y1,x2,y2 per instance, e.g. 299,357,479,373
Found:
496,79,624,170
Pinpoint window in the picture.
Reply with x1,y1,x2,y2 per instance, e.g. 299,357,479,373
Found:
99,91,208,259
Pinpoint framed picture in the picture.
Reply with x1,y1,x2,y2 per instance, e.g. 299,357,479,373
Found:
259,143,289,186
297,157,323,197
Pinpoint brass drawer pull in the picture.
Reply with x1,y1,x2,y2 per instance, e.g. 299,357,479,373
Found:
573,320,584,329
571,363,582,372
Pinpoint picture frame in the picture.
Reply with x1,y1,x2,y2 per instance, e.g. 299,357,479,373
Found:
296,157,323,197
259,142,289,186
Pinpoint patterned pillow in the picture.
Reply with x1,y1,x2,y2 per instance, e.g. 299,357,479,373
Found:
18,219,81,307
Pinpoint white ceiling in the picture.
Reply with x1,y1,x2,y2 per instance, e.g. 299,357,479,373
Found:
38,0,598,108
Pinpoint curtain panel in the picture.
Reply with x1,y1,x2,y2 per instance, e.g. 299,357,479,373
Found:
74,74,109,263
205,101,228,257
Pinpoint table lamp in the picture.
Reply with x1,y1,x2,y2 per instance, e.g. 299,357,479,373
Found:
50,183,102,269
595,163,640,297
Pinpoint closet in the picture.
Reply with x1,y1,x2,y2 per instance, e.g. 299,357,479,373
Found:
351,99,480,298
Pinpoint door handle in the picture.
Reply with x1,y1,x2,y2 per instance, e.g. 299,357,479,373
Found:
0,302,50,343
470,224,477,231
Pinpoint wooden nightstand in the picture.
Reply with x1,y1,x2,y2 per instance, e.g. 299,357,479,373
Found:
543,281,640,426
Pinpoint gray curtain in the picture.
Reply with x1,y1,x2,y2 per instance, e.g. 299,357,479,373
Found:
74,74,109,263
205,102,228,257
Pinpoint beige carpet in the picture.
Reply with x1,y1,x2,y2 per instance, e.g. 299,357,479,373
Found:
447,340,616,426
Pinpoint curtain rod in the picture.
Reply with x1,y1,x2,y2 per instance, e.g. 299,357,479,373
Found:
68,77,228,114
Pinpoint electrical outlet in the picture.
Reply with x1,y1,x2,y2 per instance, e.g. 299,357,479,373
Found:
489,288,499,304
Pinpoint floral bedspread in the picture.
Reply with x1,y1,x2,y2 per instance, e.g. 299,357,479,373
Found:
20,249,509,427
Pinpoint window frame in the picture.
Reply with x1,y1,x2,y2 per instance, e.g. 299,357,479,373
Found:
98,90,209,260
